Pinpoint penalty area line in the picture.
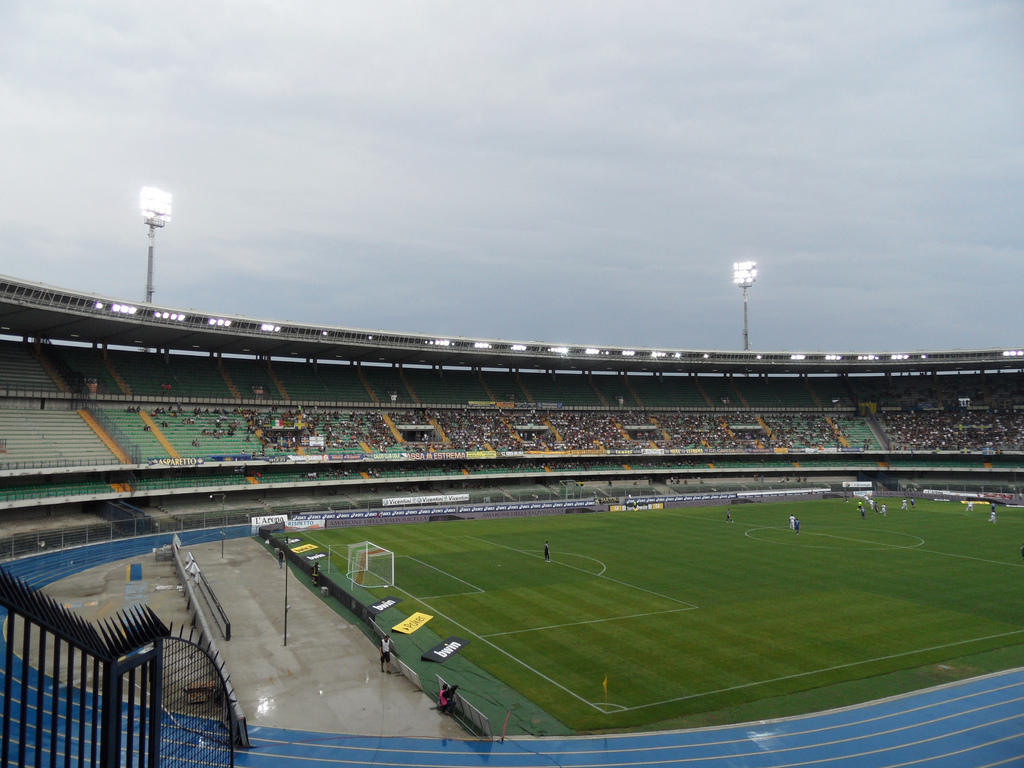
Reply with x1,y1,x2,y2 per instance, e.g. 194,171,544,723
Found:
389,584,607,712
482,607,694,638
401,556,485,593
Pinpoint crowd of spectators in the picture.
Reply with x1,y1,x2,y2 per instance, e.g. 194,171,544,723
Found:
881,410,1024,452
760,414,844,450
654,412,731,448
120,404,1024,456
545,410,632,450
425,409,520,451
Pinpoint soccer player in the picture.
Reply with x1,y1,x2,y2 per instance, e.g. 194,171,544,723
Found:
544,540,550,562
726,509,733,523
380,634,392,673
989,506,998,524
794,518,801,535
880,503,887,517
789,514,796,530
901,498,908,511
967,501,974,512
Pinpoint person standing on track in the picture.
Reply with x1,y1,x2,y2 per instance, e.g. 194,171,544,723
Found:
380,634,392,674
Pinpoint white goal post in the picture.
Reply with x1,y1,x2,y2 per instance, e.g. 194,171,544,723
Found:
346,541,395,587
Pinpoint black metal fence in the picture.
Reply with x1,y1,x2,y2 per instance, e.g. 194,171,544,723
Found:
0,568,165,766
0,568,234,766
161,628,237,765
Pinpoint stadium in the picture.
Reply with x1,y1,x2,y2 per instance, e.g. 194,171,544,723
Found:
1,271,1023,766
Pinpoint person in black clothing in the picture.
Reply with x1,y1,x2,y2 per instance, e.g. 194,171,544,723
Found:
544,540,550,562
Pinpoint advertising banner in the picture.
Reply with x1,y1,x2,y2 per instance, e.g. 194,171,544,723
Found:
392,612,433,635
421,637,469,663
367,596,402,616
250,514,288,534
148,457,204,467
382,493,470,508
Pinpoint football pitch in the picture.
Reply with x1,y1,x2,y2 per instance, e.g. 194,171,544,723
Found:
289,498,1024,732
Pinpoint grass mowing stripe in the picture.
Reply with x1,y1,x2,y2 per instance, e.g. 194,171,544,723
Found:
287,501,1024,731
389,583,606,712
911,548,1024,569
465,535,699,609
401,556,484,593
300,528,605,714
481,608,694,638
617,628,1024,713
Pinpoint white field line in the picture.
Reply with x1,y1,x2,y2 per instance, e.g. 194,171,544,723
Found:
559,551,608,575
301,531,681,711
466,535,699,609
389,583,605,712
496,679,1024,755
743,524,1023,568
913,548,1024,569
401,556,484,594
417,592,486,600
743,526,925,551
811,531,925,548
482,607,694,638
612,628,1024,713
306,529,1024,716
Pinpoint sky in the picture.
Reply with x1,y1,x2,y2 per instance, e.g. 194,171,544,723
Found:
1,1,1022,354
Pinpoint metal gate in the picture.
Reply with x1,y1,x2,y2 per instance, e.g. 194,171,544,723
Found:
160,629,234,766
0,568,233,767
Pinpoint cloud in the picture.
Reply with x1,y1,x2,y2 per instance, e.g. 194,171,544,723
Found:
0,0,1021,353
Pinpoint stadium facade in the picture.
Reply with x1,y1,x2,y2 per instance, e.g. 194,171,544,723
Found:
0,271,1022,533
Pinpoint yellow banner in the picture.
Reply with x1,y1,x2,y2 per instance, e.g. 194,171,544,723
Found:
291,543,318,553
392,612,433,635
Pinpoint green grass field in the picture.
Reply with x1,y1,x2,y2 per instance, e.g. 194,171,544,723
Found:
288,498,1024,733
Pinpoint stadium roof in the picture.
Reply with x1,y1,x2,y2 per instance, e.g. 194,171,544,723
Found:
1,274,1020,375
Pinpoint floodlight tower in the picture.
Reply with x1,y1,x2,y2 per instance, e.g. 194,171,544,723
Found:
140,186,173,303
732,261,757,351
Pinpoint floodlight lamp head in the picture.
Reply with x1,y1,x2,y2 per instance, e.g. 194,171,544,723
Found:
732,260,757,288
140,186,173,225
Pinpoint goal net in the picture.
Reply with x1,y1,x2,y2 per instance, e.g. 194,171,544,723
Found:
346,541,394,588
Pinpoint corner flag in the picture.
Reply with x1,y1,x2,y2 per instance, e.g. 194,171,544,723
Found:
602,674,608,705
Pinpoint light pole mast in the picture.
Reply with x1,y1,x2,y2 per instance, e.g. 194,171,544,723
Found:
140,187,173,303
732,261,758,351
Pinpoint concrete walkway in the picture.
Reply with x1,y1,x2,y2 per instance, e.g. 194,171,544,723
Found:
42,536,462,739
